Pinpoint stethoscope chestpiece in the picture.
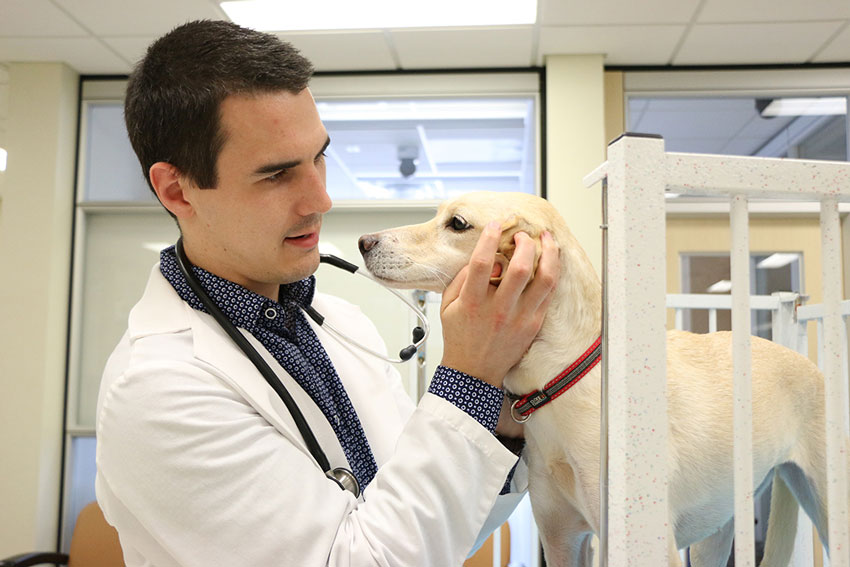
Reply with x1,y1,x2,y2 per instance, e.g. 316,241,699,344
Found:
327,467,361,498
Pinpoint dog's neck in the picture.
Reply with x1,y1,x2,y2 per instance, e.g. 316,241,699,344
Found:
504,232,602,400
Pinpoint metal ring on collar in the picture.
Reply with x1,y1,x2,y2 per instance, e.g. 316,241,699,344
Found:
510,399,530,424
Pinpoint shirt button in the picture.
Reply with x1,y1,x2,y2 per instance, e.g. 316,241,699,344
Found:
264,307,277,320
334,414,341,425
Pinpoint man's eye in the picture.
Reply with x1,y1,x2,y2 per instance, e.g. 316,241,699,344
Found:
266,170,287,183
448,215,472,231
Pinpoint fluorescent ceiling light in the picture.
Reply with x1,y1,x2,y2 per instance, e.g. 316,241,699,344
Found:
707,280,732,293
221,0,537,31
0,147,6,172
761,97,847,117
756,253,799,269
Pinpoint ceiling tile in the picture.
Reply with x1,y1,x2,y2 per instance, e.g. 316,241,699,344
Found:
51,0,224,36
391,27,534,69
101,37,157,69
541,0,700,25
0,38,131,74
282,32,396,72
698,0,850,23
674,22,844,64
813,22,850,62
539,25,685,66
0,0,88,37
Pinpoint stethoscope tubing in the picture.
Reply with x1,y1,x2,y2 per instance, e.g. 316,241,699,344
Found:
174,239,334,474
172,239,430,498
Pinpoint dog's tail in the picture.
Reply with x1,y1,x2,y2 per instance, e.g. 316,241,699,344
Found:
759,470,798,567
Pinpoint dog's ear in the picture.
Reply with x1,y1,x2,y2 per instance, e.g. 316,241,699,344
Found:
490,214,545,285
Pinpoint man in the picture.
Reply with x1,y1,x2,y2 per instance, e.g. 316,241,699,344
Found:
96,19,559,566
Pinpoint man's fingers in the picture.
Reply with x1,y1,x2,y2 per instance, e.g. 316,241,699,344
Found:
461,220,502,301
494,231,536,300
440,264,468,313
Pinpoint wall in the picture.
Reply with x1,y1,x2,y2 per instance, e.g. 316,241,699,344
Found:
0,63,78,556
544,55,607,276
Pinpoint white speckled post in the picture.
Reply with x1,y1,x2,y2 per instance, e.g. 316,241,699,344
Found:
821,197,849,567
730,194,756,567
585,138,850,566
603,134,671,567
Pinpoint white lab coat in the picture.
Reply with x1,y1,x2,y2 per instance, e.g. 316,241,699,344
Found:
95,266,527,567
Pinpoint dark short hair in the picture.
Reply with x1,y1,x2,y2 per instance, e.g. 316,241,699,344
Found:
124,19,314,201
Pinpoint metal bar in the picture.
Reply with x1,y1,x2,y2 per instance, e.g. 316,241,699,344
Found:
666,293,781,310
666,152,850,200
820,197,850,566
709,309,718,333
599,177,610,567
603,134,670,566
730,194,756,567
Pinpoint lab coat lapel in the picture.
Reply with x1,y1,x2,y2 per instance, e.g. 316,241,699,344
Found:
189,308,351,473
132,267,351,475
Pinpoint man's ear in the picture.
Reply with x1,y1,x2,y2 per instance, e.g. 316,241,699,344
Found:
149,162,194,220
490,214,545,285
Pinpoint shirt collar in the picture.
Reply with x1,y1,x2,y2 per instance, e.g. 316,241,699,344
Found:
158,245,316,336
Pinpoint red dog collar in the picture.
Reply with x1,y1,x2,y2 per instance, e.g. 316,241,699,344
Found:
508,337,602,423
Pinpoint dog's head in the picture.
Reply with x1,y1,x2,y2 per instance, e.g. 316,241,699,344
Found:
358,191,559,293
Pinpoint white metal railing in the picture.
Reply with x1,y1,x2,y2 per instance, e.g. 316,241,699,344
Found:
585,134,850,567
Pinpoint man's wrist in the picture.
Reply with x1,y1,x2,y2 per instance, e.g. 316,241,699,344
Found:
428,365,503,432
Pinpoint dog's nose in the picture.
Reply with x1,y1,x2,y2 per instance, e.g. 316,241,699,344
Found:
358,234,379,255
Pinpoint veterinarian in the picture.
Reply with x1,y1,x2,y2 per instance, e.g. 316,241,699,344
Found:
95,19,560,567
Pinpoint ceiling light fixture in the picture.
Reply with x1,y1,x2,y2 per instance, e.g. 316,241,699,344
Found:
0,147,7,172
220,0,537,31
707,280,732,293
756,253,799,269
758,97,847,117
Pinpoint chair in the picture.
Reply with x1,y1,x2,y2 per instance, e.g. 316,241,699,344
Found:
464,522,511,567
0,501,124,567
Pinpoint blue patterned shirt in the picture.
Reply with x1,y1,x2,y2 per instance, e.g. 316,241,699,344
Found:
159,246,506,492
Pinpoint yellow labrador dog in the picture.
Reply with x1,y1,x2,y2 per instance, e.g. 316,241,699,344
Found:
358,191,840,567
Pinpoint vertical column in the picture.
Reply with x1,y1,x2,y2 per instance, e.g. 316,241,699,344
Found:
0,63,78,555
603,134,670,566
730,194,755,567
820,197,849,567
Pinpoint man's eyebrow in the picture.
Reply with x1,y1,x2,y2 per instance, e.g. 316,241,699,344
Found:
252,136,331,176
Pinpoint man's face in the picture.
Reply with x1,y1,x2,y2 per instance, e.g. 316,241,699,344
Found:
182,88,332,299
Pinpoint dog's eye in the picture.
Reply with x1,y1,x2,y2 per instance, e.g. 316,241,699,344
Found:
448,215,472,232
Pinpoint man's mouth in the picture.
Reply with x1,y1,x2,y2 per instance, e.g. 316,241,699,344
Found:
285,231,320,248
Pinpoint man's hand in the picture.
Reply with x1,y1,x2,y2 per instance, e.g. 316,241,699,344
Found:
439,220,560,389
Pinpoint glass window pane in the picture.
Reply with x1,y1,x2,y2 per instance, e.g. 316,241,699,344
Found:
679,252,803,339
627,96,847,161
61,436,97,552
317,97,537,200
82,102,156,203
74,210,179,427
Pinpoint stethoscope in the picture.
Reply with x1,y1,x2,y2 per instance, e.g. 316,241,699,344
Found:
174,238,429,498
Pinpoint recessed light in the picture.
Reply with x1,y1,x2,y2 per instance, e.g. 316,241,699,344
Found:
760,97,846,117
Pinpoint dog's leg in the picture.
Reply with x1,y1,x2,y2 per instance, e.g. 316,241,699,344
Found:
529,461,593,567
667,525,684,567
758,471,798,567
686,519,734,567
